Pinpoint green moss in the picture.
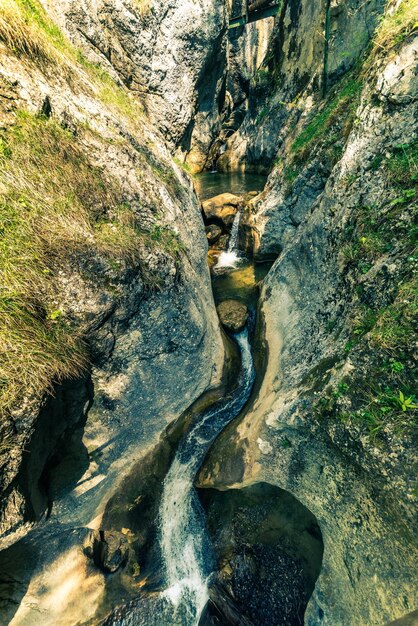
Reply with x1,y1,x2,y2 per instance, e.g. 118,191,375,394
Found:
148,224,186,259
341,190,417,270
291,79,362,159
173,157,193,176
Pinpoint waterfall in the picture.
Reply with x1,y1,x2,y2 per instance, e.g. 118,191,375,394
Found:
215,208,241,269
159,329,255,625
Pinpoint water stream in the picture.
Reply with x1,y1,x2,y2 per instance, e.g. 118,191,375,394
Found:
0,172,271,626
215,208,241,269
159,329,255,625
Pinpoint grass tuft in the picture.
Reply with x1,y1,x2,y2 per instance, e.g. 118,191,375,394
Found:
0,111,184,415
0,0,144,124
367,0,418,67
0,0,59,65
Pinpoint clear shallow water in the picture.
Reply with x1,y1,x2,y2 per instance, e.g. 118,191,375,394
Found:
196,171,273,305
211,258,272,308
194,171,267,201
159,330,255,625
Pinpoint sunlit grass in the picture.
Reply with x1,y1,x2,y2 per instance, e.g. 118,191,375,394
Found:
365,0,418,71
0,111,183,415
0,0,144,123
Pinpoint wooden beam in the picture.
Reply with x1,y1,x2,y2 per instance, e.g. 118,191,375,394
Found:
229,4,279,29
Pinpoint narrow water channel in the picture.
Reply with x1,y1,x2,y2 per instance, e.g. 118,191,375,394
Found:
0,172,323,626
159,329,255,625
156,172,262,624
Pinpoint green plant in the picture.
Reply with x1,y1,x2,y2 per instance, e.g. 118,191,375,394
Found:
291,78,362,159
396,391,418,411
369,280,417,351
386,141,418,185
0,0,63,65
0,1,144,125
280,436,292,449
333,381,350,398
0,110,185,416
173,156,193,176
389,360,405,373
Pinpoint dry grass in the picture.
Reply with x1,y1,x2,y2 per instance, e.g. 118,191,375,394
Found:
0,0,144,123
0,0,61,65
365,0,418,70
133,0,152,17
0,1,181,417
0,110,187,415
0,112,146,415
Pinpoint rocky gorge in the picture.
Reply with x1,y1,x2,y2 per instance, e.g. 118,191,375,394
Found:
0,0,417,625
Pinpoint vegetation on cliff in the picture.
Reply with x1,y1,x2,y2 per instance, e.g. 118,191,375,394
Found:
263,0,418,442
0,0,186,418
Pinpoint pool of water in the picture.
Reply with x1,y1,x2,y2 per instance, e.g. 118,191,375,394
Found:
194,171,267,201
195,171,272,309
210,256,272,309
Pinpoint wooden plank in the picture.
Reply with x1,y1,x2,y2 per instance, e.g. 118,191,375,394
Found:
229,3,279,29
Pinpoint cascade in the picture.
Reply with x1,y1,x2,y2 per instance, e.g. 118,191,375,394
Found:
159,329,255,625
215,208,241,269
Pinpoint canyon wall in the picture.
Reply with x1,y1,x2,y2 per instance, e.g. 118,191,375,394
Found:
199,1,418,624
41,0,229,172
0,0,225,547
218,0,387,171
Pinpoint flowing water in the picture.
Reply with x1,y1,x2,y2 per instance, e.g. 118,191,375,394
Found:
215,208,241,269
0,172,264,626
159,329,255,625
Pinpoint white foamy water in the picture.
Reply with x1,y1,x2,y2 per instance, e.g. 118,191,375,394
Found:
159,330,255,625
215,209,241,269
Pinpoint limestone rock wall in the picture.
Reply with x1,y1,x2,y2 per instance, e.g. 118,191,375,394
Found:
0,6,225,546
41,0,228,172
219,0,387,171
198,7,418,626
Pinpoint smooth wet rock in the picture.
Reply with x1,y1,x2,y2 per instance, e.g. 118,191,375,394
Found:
206,224,223,244
202,193,242,227
215,234,230,250
217,300,248,332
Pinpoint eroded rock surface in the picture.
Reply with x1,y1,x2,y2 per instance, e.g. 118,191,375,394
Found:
41,0,228,172
198,9,418,626
0,4,224,550
202,192,242,226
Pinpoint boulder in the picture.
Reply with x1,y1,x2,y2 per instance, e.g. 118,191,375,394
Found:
86,530,129,574
217,300,248,332
206,224,223,244
202,193,242,227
